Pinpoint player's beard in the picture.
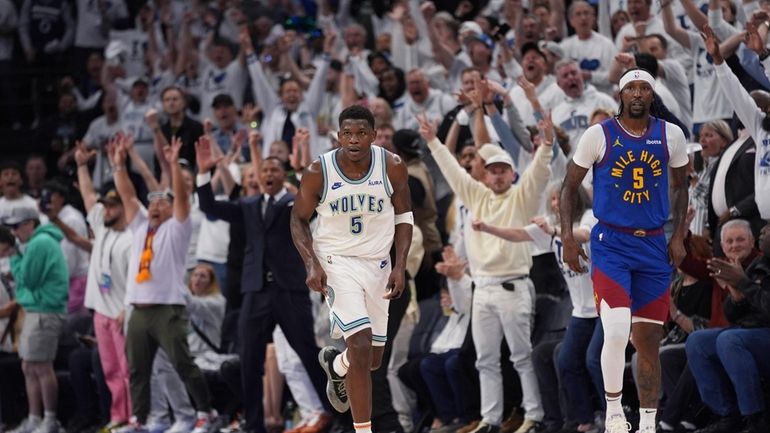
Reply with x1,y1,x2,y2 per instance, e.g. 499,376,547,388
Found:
762,114,770,132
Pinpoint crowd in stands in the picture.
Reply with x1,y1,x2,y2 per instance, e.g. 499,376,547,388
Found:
0,1,768,433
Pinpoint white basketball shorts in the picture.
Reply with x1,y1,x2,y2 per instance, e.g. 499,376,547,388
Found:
319,253,391,347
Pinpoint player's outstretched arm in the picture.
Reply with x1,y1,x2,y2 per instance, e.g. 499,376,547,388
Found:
385,152,413,300
290,160,327,295
560,161,590,274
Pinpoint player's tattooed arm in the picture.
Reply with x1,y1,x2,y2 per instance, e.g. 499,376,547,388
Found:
385,152,413,300
668,164,689,267
290,160,328,295
560,160,590,274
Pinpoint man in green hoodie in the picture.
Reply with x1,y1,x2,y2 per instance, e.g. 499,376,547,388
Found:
0,205,69,433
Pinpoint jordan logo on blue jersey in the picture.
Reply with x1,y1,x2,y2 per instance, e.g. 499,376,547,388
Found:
613,137,623,147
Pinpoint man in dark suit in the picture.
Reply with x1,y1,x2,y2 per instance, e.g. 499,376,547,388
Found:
194,137,331,433
707,136,764,253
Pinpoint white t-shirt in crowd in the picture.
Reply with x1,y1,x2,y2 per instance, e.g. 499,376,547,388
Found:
186,195,203,270
84,204,132,319
572,120,689,169
525,210,598,318
109,29,148,79
186,293,226,357
393,89,456,131
58,205,90,278
125,208,193,306
560,32,617,93
687,33,733,123
509,75,566,126
195,195,230,265
83,115,122,189
74,0,128,49
118,94,153,144
551,86,617,156
198,57,247,122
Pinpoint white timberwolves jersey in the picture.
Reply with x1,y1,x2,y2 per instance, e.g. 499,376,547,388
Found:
313,145,395,259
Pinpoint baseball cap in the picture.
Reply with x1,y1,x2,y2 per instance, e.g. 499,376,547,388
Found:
3,205,39,226
459,21,483,37
131,75,150,87
538,40,564,59
392,129,423,157
465,33,495,50
484,153,515,169
477,143,506,162
98,183,122,205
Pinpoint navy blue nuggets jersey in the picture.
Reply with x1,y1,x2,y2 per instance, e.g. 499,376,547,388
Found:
593,117,670,229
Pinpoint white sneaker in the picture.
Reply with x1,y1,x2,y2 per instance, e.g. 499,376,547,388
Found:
636,426,656,433
30,419,61,433
8,418,41,433
604,414,632,433
190,411,219,433
165,419,196,433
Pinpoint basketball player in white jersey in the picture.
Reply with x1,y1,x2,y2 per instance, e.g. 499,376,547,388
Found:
291,105,413,433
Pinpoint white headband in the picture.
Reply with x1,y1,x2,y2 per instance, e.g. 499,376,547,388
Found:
619,69,655,92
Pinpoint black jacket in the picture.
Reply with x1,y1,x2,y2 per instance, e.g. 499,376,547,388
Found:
724,255,770,328
707,138,764,241
197,182,307,293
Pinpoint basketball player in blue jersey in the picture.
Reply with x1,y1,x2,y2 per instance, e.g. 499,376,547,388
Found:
560,69,690,433
291,105,413,433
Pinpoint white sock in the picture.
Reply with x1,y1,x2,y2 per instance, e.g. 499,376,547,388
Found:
639,408,657,430
28,415,42,424
333,350,349,377
605,394,623,417
353,421,372,433
43,412,56,423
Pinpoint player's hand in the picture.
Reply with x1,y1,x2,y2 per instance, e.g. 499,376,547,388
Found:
668,235,687,267
384,266,405,299
562,237,588,273
306,261,328,296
